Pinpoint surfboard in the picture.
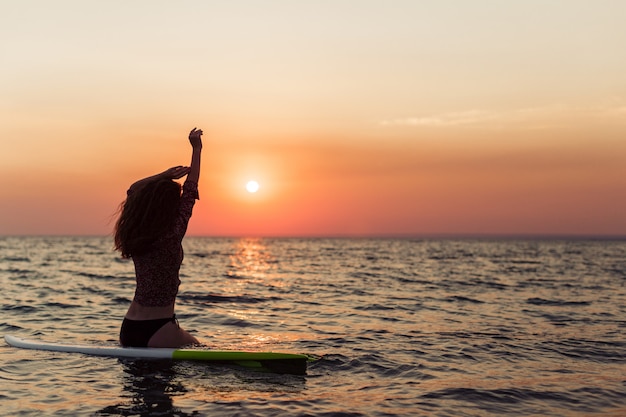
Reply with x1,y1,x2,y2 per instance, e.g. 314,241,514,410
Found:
4,335,310,375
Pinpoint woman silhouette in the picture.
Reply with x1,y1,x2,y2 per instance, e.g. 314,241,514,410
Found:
114,128,203,347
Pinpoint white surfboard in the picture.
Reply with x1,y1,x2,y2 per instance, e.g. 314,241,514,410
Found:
4,335,309,374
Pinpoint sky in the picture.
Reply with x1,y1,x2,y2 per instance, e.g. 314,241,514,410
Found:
1,0,625,237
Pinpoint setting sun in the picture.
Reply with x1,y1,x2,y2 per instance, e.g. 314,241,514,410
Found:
246,180,260,193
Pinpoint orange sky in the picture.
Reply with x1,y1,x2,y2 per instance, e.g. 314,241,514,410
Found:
1,1,625,237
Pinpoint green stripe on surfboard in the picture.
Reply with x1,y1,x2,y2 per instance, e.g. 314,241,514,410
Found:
172,349,310,375
172,349,308,361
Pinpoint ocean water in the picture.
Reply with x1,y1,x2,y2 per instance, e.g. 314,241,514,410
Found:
1,236,625,417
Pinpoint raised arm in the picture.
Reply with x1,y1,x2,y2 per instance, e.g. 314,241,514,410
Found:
128,166,190,193
127,128,202,193
187,127,203,184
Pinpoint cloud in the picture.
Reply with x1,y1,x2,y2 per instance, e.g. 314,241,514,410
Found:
379,110,493,127
379,100,626,129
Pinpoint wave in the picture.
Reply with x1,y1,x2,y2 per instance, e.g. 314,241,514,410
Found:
179,293,279,304
526,297,592,306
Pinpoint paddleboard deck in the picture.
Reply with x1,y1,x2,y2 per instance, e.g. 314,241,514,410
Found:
4,335,310,375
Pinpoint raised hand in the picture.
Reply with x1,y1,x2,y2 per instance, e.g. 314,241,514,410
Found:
189,128,203,149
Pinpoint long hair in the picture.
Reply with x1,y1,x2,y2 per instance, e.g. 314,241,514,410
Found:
114,179,182,258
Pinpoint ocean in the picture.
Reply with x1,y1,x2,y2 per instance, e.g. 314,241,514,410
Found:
1,236,625,416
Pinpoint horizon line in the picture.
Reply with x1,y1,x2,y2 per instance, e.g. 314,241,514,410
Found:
2,233,626,241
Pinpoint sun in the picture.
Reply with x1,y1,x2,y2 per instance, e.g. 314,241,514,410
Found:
246,180,260,193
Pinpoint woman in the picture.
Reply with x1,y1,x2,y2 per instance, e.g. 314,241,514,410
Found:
114,127,203,348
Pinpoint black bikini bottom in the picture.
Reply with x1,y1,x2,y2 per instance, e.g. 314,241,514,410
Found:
119,315,178,347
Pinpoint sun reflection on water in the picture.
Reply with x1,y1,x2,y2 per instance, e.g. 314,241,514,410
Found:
211,238,306,349
226,238,280,283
